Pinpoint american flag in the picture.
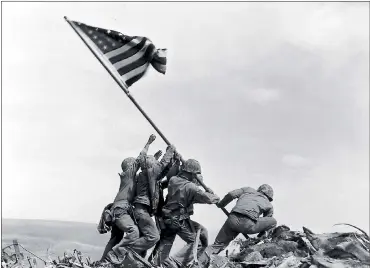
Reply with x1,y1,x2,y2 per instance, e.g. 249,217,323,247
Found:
69,19,167,88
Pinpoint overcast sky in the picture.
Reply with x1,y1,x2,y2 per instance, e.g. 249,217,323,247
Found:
2,2,369,237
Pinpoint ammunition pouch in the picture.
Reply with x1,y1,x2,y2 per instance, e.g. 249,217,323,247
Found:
109,201,136,224
156,216,167,230
103,209,113,226
161,207,191,230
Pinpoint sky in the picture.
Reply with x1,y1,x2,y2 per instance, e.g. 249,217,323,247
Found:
2,2,369,239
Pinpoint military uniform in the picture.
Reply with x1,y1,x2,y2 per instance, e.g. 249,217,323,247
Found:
157,159,220,268
101,136,155,264
130,145,176,256
198,185,277,267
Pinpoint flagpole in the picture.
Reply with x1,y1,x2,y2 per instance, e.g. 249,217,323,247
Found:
64,16,171,145
64,17,234,220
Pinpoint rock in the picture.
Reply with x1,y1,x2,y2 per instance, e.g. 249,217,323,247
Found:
294,249,308,258
277,241,299,252
311,254,369,268
237,241,295,260
271,226,291,239
303,229,368,254
298,264,311,268
240,259,271,267
299,237,318,255
209,255,229,268
271,226,303,243
325,241,370,263
242,251,263,262
227,241,242,258
260,243,286,258
275,255,302,268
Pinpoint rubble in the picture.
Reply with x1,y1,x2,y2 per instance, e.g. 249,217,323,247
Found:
2,224,369,268
211,224,369,268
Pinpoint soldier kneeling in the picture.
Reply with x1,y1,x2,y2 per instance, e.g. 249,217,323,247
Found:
198,184,277,268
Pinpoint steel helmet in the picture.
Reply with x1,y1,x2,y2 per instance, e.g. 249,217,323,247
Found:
121,157,136,172
182,159,202,174
258,184,274,201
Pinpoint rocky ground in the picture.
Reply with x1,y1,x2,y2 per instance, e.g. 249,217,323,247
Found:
208,224,370,268
3,224,369,268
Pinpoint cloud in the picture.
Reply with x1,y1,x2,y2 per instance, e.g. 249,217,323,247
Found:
244,88,281,105
282,154,311,168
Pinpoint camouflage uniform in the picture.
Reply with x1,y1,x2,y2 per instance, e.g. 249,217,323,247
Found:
198,185,277,268
130,145,176,256
157,159,220,268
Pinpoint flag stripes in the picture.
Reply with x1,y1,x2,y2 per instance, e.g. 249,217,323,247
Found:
69,19,166,88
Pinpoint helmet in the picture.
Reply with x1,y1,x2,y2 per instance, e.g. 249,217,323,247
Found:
257,184,274,201
182,159,202,174
142,155,159,169
121,157,136,172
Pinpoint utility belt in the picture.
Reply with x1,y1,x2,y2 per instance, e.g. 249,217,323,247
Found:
232,211,258,223
103,200,136,226
156,207,193,230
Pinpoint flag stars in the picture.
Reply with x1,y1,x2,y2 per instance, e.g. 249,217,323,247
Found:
93,35,98,39
98,40,103,44
103,45,108,50
88,30,93,34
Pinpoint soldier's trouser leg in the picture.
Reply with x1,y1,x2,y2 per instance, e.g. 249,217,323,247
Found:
114,213,140,248
198,213,276,268
106,212,140,264
129,206,160,256
245,216,277,234
105,212,140,264
162,220,206,268
151,223,207,265
101,226,124,261
198,215,239,268
150,228,177,266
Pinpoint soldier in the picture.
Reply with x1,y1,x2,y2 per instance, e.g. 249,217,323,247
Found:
129,144,177,257
100,134,156,265
157,159,220,268
198,184,277,268
149,158,209,266
148,154,183,265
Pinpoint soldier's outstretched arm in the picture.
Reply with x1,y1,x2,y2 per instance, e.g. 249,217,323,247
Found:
158,144,176,170
154,150,163,160
263,206,274,217
192,186,220,204
217,187,251,208
156,147,180,182
136,134,156,166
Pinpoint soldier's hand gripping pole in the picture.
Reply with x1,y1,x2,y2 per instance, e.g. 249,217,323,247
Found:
173,154,231,217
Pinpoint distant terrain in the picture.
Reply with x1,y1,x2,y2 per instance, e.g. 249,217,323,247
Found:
1,218,191,261
2,219,109,261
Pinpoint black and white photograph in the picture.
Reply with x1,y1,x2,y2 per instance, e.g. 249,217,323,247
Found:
1,2,369,268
